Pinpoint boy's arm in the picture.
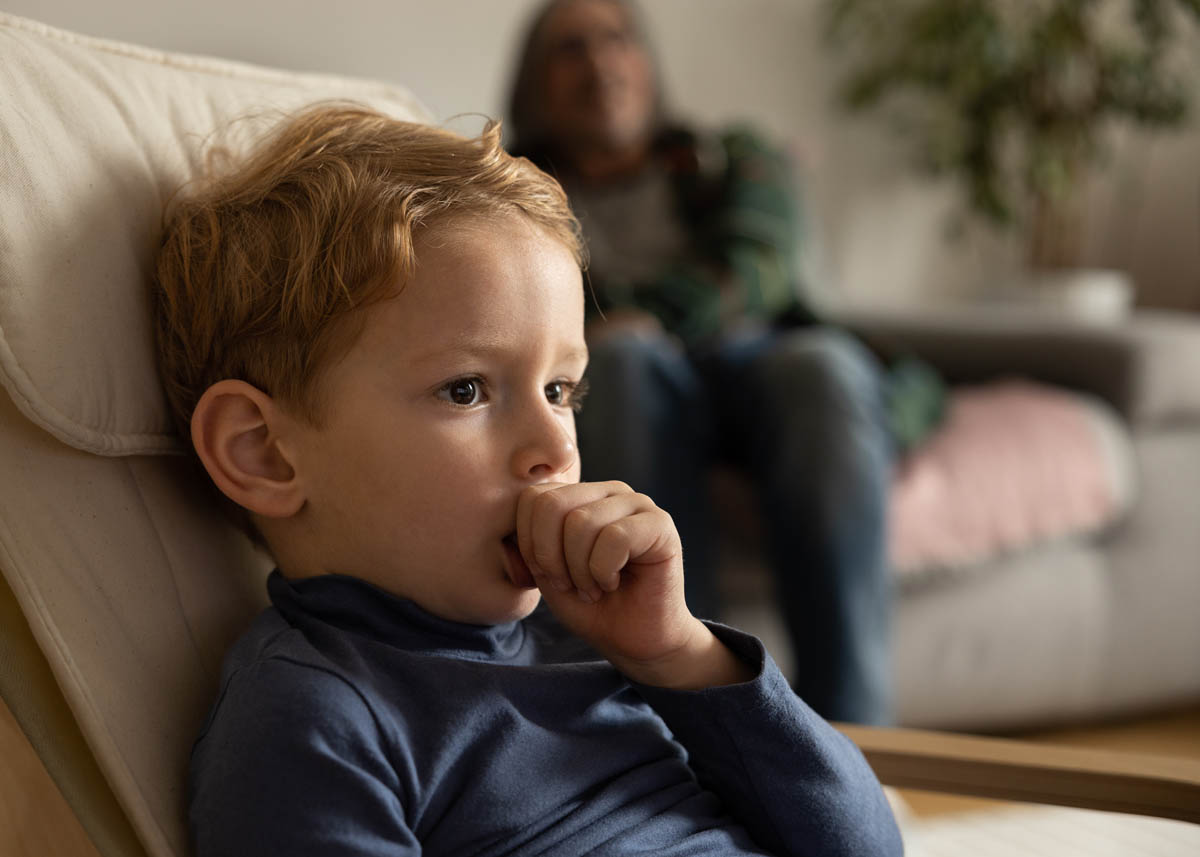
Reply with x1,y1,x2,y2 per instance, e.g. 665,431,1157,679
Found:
517,481,902,856
603,615,754,690
190,658,420,857
632,626,903,857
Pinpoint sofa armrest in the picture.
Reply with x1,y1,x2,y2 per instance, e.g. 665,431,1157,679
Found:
833,307,1200,426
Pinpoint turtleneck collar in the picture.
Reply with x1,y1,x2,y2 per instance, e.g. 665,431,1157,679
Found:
267,571,529,662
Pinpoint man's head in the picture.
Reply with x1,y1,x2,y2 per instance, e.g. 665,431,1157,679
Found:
153,106,589,623
508,0,660,171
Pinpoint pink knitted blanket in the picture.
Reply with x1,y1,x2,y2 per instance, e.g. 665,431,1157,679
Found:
889,380,1134,580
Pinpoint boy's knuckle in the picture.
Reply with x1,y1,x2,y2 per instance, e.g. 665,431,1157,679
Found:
534,489,567,518
563,506,592,533
600,519,628,543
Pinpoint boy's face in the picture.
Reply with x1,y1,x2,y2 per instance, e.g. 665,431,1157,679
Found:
282,214,587,625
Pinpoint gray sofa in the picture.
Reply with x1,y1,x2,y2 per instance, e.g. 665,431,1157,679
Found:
723,307,1200,732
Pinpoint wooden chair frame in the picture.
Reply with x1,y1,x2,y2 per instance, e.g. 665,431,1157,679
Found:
842,723,1200,826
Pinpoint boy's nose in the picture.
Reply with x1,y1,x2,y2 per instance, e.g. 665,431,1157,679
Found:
511,405,578,481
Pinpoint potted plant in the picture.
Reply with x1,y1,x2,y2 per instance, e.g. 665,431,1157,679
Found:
824,0,1200,311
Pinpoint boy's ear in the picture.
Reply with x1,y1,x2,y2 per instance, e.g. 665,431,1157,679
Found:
190,380,305,519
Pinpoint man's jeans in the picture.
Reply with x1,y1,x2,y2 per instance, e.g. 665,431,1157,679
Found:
576,325,893,725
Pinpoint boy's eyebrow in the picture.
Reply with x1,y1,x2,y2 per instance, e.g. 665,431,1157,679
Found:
408,342,589,366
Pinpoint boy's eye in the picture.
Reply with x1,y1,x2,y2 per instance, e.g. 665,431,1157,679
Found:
439,377,485,406
545,378,590,413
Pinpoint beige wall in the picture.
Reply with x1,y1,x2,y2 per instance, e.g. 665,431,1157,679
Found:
8,0,1198,310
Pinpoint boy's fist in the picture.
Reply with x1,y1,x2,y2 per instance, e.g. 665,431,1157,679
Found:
515,482,752,689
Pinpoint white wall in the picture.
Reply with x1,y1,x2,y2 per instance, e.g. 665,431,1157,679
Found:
7,0,1198,310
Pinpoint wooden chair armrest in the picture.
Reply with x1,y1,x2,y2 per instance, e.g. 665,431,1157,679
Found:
838,723,1200,825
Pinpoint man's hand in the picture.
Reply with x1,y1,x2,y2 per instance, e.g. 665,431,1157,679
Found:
516,482,753,690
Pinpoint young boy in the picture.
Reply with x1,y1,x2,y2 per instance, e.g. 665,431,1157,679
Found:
152,105,902,857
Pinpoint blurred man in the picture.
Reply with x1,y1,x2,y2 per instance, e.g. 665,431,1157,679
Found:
506,0,893,724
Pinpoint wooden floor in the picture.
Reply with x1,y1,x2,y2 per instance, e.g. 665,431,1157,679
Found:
3,689,1199,855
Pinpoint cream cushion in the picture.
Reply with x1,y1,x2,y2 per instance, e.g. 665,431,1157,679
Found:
0,13,428,455
0,12,429,857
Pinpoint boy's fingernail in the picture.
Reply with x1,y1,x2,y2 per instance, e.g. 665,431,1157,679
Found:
554,578,571,593
576,589,594,604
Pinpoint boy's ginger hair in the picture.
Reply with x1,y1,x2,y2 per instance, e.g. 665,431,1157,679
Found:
152,104,584,441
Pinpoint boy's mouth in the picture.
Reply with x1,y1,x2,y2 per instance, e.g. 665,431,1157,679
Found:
502,533,536,590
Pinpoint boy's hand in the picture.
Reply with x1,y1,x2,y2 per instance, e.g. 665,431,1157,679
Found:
516,482,753,690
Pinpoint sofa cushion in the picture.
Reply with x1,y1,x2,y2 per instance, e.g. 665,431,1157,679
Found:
890,379,1135,582
0,12,429,457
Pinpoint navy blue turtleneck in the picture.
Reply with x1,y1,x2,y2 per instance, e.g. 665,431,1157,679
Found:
189,572,901,856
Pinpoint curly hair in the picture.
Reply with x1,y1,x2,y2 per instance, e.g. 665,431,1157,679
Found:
153,104,583,441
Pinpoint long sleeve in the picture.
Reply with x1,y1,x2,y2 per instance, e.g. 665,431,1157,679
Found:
189,657,421,857
194,577,895,856
632,623,903,857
